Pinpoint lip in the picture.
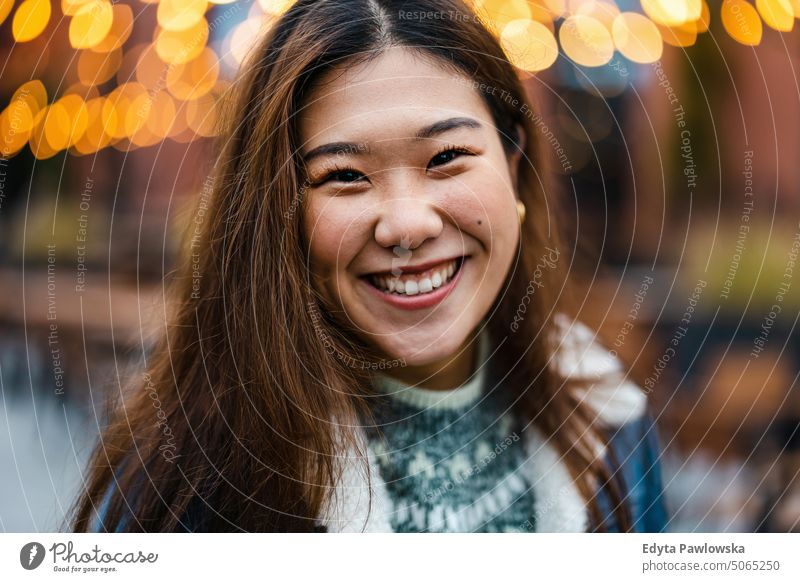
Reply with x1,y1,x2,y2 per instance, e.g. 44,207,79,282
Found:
363,255,465,277
360,257,467,311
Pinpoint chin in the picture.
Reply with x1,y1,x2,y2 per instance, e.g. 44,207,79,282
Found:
370,326,473,367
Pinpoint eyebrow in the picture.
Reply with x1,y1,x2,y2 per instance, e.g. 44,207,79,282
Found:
302,116,483,163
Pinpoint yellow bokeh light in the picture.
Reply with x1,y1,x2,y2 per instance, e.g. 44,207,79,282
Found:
257,0,296,15
30,108,60,159
157,0,208,32
5,0,798,156
540,0,566,18
473,0,532,33
122,88,152,138
500,18,558,72
166,48,220,101
721,0,763,45
13,80,48,114
186,93,219,138
3,98,36,135
69,0,114,49
126,93,152,137
132,126,162,148
155,18,209,64
127,92,162,147
62,0,95,16
99,97,119,143
657,20,698,47
103,83,148,140
0,0,14,27
695,0,711,33
144,91,177,139
91,4,134,52
612,12,663,64
756,0,795,31
168,100,192,141
64,83,100,101
136,47,169,90
117,44,148,86
72,97,112,154
0,99,35,156
43,103,73,151
12,0,51,42
641,0,702,27
78,47,123,86
527,1,558,26
58,95,90,146
559,14,614,67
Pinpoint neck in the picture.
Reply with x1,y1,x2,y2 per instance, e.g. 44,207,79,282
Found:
382,332,480,391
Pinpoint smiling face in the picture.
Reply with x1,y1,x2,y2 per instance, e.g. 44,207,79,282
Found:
299,47,521,376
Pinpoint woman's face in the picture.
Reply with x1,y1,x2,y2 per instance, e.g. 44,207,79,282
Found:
299,47,521,368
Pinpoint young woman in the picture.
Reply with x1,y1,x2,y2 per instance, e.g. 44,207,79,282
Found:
71,0,668,533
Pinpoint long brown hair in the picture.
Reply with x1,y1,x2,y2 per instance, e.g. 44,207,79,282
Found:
70,0,631,532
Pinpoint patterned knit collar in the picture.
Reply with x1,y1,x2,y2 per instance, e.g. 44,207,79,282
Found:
370,331,491,411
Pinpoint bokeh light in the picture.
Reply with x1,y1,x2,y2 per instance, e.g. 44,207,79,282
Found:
559,14,614,67
0,0,798,158
68,0,114,49
500,18,559,72
612,12,663,64
12,0,51,42
722,0,764,45
756,0,795,31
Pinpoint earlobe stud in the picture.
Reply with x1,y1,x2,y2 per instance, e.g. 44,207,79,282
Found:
516,199,526,225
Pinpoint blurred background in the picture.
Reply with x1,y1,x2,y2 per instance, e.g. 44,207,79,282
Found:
0,0,798,532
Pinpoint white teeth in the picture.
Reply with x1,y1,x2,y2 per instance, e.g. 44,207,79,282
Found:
369,258,463,296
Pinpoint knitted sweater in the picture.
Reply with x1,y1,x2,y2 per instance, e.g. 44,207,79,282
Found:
363,334,537,532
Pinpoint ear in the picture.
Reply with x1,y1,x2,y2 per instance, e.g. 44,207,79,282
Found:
507,123,527,190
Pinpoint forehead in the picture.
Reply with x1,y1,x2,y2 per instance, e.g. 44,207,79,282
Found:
298,46,494,147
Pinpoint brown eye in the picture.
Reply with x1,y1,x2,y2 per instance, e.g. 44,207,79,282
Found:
329,169,364,183
428,147,472,169
313,168,367,186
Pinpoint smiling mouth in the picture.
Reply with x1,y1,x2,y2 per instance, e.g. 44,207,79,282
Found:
365,256,466,296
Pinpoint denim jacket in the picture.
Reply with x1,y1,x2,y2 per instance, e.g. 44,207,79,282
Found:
595,411,669,532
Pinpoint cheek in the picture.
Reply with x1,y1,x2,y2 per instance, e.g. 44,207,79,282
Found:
304,198,369,280
440,165,519,250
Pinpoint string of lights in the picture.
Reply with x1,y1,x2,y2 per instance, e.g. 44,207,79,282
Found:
0,0,796,159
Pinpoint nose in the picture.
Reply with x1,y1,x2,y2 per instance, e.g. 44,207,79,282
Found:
373,191,444,252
